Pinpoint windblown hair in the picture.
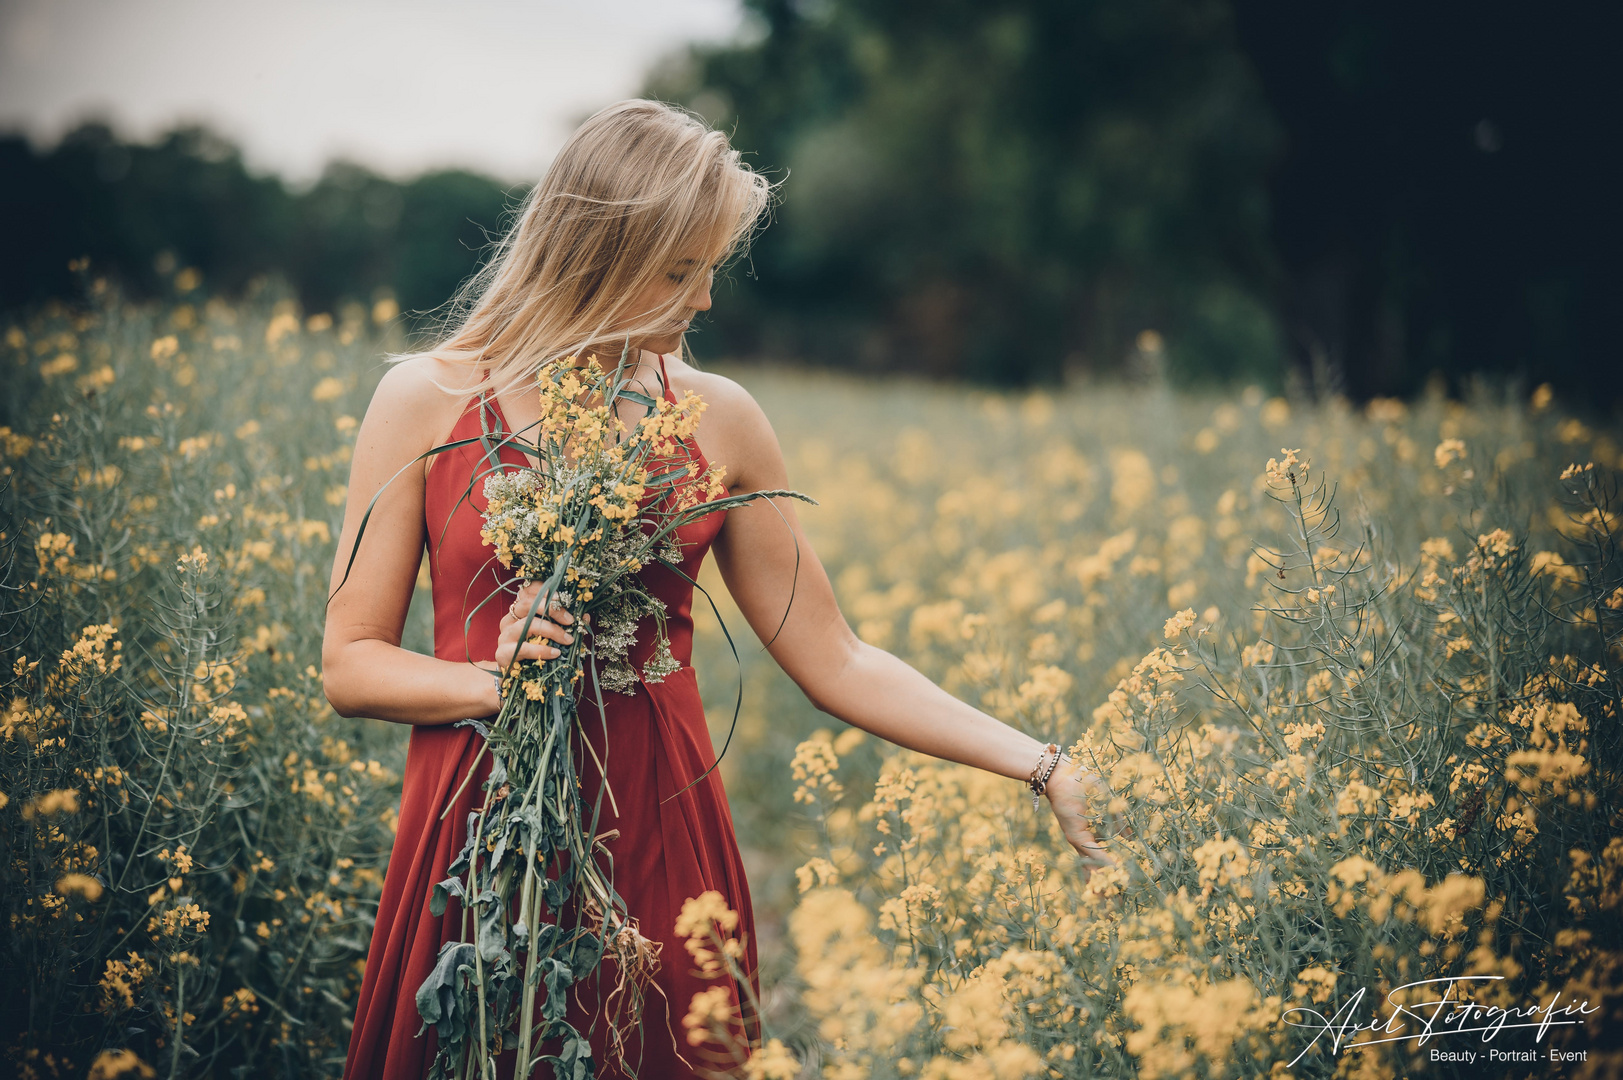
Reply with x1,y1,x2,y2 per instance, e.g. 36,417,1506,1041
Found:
404,99,770,401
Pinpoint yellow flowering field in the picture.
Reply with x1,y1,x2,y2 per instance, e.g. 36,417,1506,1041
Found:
3,293,408,1079
2,290,1620,1079
693,372,1623,1078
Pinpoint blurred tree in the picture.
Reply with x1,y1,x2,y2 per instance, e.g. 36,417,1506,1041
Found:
1232,1,1622,406
7,0,1617,407
0,122,518,324
286,162,517,320
1,123,293,303
649,0,1285,385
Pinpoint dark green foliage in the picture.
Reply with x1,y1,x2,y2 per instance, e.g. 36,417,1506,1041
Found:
652,0,1284,386
1232,1,1623,408
4,0,1617,403
655,0,1621,404
0,123,520,325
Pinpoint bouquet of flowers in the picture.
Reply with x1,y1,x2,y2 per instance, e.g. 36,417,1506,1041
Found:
412,354,809,1080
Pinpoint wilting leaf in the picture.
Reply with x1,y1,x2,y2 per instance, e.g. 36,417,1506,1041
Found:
416,941,476,1029
428,876,467,918
541,957,573,1023
542,876,571,911
476,889,510,964
538,1028,594,1080
567,931,602,981
445,813,481,877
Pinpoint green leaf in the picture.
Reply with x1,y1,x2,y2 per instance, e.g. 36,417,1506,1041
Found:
541,958,573,1023
567,931,603,982
615,388,657,408
542,876,571,911
415,941,475,1028
538,1029,594,1080
429,876,466,918
476,889,510,964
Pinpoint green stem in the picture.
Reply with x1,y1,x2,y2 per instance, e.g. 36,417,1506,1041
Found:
169,966,186,1080
117,620,196,892
514,855,542,1077
469,800,493,1080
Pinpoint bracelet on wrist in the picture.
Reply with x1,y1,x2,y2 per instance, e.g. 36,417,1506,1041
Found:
1027,742,1062,811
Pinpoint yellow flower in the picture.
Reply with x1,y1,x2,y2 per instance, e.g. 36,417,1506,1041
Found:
681,985,734,1045
1264,447,1307,487
1419,874,1485,935
42,352,80,378
1017,663,1072,705
675,890,740,940
1281,720,1325,752
1192,833,1251,896
56,873,104,901
743,1038,800,1080
1123,977,1266,1078
265,311,299,345
796,857,840,893
98,953,154,1012
222,987,261,1018
22,788,80,818
1163,608,1196,639
790,734,843,804
1292,965,1337,1005
88,1049,155,1080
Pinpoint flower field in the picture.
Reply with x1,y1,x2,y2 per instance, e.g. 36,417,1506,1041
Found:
3,290,1619,1079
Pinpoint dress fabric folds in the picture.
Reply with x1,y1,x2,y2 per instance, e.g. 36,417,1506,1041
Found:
345,358,759,1079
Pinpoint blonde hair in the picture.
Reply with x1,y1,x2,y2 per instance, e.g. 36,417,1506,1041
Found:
407,99,770,401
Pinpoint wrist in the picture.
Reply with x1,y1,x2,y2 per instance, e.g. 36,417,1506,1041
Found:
1026,742,1063,809
475,661,503,715
1042,754,1075,800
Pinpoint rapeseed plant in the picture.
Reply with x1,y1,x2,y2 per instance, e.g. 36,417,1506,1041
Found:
3,289,404,1077
5,285,1620,1078
744,388,1620,1078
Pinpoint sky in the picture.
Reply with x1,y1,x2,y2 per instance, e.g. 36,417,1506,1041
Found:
0,0,745,183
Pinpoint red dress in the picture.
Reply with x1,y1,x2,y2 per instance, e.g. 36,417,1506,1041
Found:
346,357,760,1079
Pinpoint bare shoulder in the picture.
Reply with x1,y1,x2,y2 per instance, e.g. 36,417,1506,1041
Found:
360,355,483,461
665,358,773,439
664,357,784,489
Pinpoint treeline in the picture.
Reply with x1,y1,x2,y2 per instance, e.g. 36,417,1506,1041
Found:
4,0,1618,406
654,0,1621,402
1,122,519,325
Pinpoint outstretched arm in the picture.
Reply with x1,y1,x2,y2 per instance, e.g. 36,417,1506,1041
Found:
706,381,1109,862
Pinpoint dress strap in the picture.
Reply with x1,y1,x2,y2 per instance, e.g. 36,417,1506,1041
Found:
475,367,504,433
655,353,675,404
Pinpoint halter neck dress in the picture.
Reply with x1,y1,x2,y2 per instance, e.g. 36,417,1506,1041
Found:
346,355,760,1079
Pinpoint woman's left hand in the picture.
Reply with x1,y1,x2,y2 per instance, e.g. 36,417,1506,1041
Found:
1045,756,1115,872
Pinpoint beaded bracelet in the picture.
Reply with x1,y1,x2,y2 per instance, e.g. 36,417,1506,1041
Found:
1027,742,1062,811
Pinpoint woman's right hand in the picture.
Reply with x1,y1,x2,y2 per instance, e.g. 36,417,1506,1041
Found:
1046,757,1116,872
493,582,578,673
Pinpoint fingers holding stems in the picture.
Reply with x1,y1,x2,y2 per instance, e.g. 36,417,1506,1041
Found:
494,582,579,672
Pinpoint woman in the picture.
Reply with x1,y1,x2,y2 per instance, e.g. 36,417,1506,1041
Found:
323,100,1109,1080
